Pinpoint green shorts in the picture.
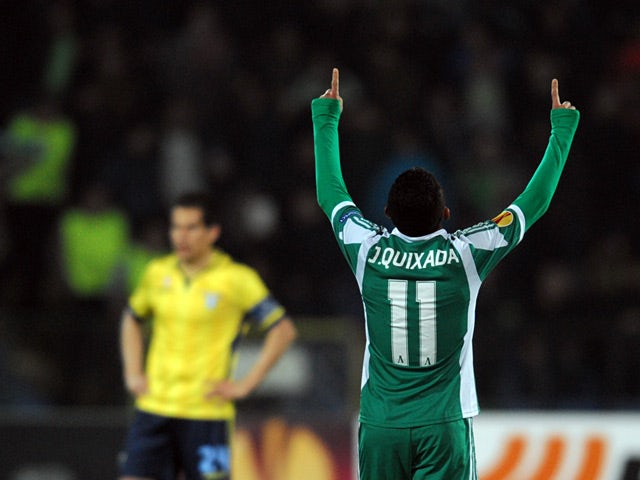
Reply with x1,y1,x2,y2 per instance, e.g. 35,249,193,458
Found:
358,418,477,480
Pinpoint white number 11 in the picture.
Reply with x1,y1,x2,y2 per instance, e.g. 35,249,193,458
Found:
388,280,437,366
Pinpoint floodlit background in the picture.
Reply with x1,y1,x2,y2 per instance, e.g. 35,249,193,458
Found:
1,1,639,479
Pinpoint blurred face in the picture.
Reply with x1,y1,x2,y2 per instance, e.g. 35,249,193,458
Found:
170,206,220,265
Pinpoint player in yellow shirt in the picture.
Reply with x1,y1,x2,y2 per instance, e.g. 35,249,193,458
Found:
119,192,297,480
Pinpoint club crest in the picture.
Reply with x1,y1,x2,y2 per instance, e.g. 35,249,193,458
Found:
205,293,220,309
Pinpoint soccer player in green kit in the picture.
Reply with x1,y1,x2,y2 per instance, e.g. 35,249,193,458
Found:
312,68,579,479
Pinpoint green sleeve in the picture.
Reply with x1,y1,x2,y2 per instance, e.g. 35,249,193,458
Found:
512,108,580,230
312,97,353,221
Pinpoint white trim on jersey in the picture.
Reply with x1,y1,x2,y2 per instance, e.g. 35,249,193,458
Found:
354,234,382,289
343,220,378,247
463,226,509,251
508,203,526,244
361,305,371,390
452,236,482,418
330,200,356,224
355,234,381,389
467,418,478,480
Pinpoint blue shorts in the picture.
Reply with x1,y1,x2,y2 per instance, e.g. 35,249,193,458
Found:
119,410,232,480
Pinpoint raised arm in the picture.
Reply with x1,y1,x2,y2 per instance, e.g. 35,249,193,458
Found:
511,79,580,231
312,68,354,222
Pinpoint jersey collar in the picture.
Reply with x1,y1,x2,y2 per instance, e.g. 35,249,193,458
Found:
391,227,448,242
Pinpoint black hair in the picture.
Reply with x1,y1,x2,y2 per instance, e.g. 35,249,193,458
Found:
385,167,445,236
171,192,219,227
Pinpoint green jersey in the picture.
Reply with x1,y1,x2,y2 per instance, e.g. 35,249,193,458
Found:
312,97,579,428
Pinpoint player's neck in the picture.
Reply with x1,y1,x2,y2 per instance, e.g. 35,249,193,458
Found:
179,250,213,278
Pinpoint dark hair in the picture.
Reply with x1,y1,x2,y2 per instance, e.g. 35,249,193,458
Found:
386,167,445,236
171,192,219,226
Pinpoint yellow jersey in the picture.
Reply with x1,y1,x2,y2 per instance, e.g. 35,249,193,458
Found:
129,248,285,420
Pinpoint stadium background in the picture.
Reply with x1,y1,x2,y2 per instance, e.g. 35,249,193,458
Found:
1,1,639,478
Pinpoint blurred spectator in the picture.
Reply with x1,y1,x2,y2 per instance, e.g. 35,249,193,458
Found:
152,2,238,135
0,318,61,407
48,183,130,404
604,307,640,407
100,122,162,228
52,183,130,301
0,95,76,306
42,1,79,100
157,97,207,209
69,20,152,191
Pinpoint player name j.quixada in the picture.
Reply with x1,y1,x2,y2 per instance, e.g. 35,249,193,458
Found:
368,246,460,270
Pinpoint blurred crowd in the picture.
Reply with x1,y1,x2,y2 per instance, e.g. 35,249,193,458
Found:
1,0,639,411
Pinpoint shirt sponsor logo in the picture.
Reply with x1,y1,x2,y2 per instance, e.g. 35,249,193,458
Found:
492,211,513,227
368,246,460,270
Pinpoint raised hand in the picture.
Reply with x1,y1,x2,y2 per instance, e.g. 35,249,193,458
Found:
320,67,343,112
551,79,576,110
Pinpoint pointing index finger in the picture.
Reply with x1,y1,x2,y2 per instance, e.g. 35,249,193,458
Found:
551,78,560,109
332,68,339,96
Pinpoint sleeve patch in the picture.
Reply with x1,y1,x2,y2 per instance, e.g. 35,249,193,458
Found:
339,209,359,223
491,211,513,227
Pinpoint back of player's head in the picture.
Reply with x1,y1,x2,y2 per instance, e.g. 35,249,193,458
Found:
386,167,446,236
172,192,219,227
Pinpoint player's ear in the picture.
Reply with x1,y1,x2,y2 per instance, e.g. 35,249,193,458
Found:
442,207,451,221
209,224,221,244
